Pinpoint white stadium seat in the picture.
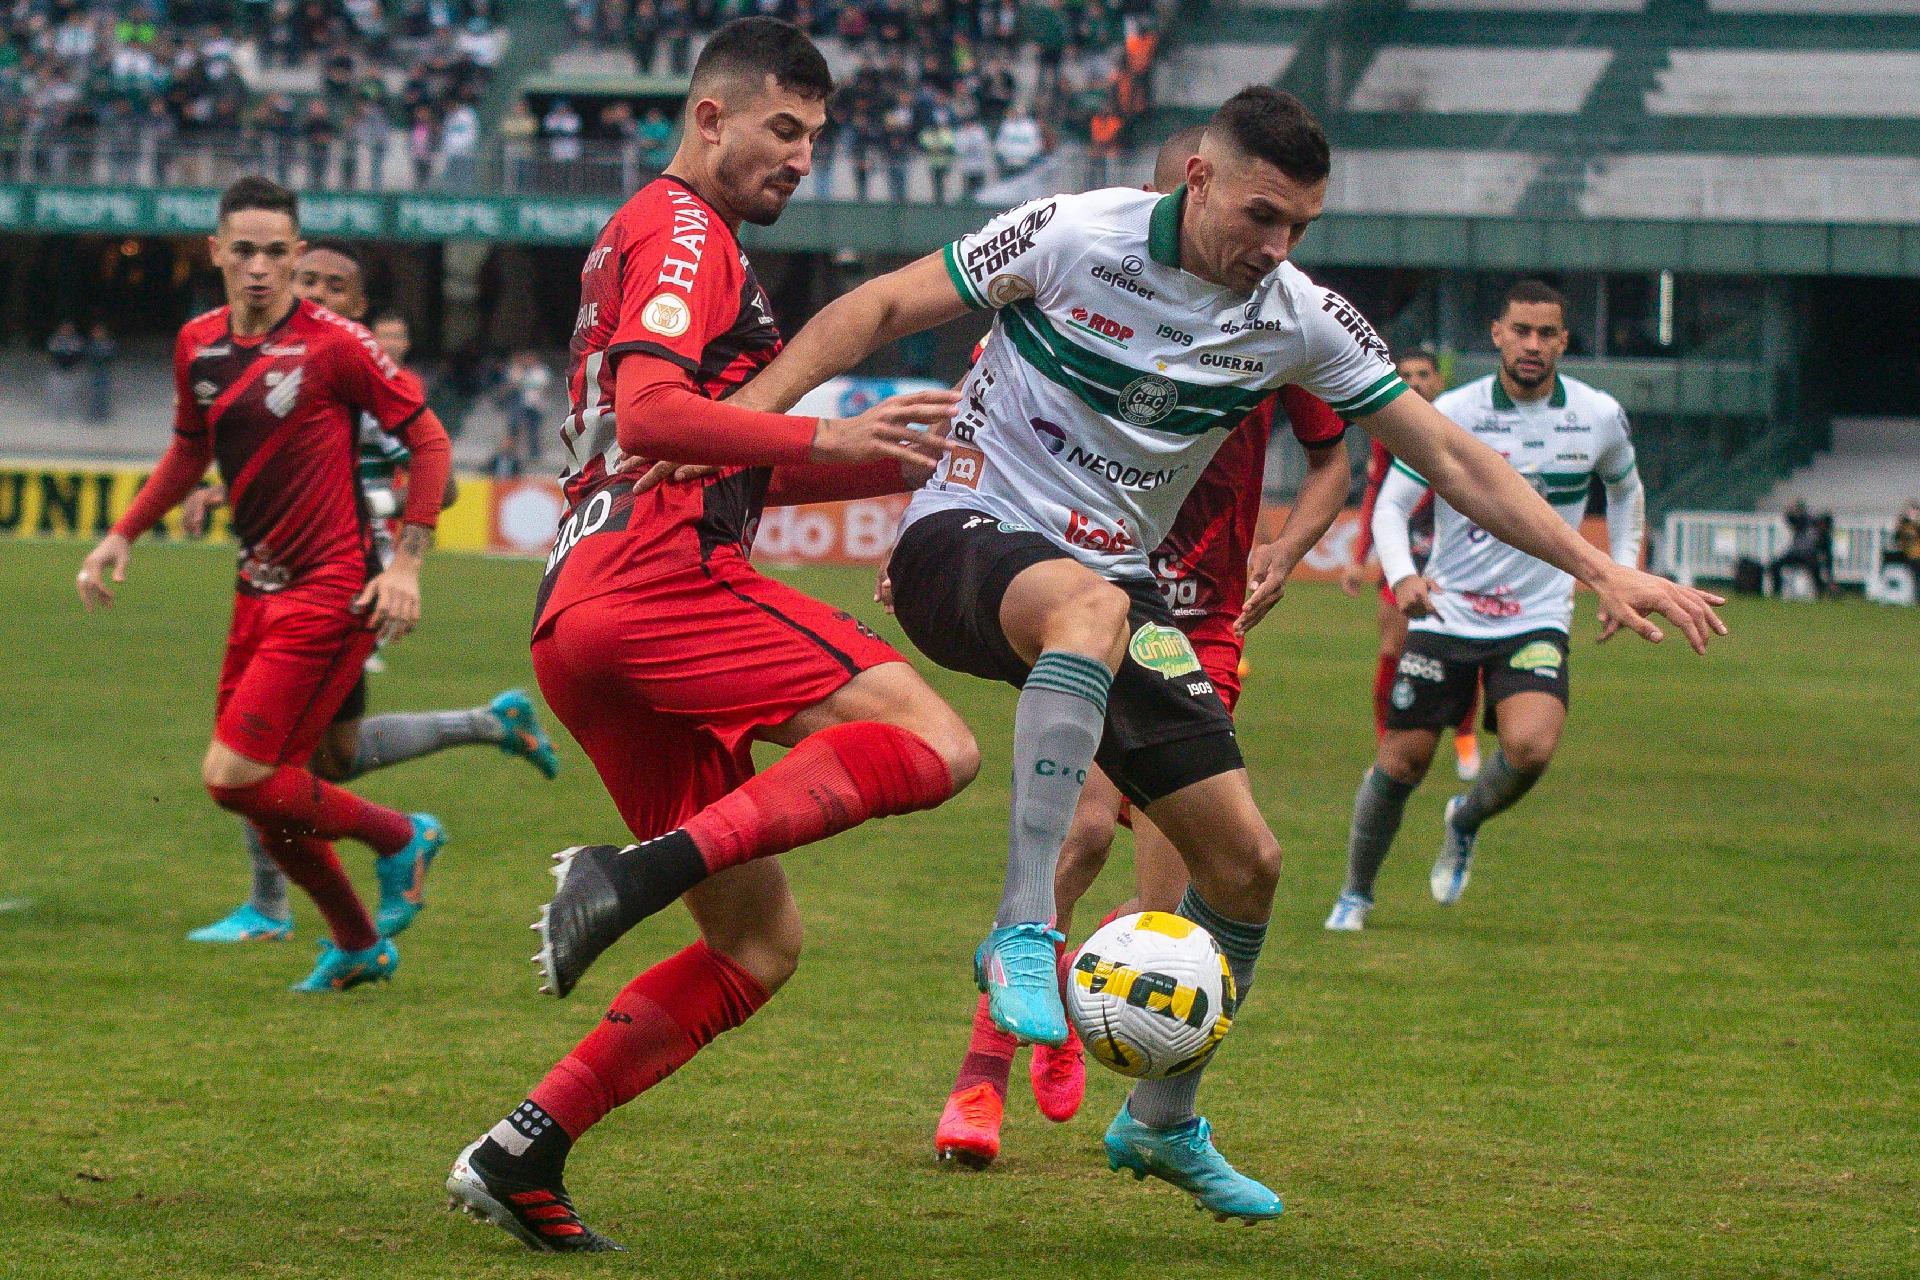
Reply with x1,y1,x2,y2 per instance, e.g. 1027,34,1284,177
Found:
1347,46,1612,114
1648,51,1920,117
1578,153,1920,224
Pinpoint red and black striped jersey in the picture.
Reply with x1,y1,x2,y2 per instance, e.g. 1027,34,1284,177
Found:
172,298,426,597
1150,385,1345,623
1354,437,1436,570
538,176,784,634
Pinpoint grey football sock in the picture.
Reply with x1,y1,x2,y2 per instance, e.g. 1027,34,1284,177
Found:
997,650,1112,927
1127,888,1268,1129
1344,766,1417,899
338,708,503,781
244,821,291,921
1449,748,1545,832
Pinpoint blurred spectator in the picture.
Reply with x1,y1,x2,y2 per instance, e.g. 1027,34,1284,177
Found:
544,98,582,163
346,99,392,189
638,106,674,170
500,97,538,190
1770,500,1835,599
1890,500,1920,575
954,112,992,200
994,103,1044,177
503,350,552,464
440,99,480,189
47,322,85,420
408,104,437,186
85,323,117,423
600,100,642,191
302,99,338,188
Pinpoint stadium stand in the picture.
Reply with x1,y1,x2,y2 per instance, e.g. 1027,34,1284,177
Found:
1345,46,1611,115
1761,420,1920,519
1647,51,1920,117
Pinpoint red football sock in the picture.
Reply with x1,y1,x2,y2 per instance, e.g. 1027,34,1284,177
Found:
682,721,952,875
1372,650,1400,741
529,941,769,1140
253,825,378,951
952,993,1018,1098
209,766,414,855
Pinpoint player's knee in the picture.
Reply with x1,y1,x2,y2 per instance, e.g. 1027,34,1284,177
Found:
922,718,980,793
1208,828,1284,909
1377,741,1433,786
1047,580,1132,660
202,747,272,793
1502,739,1556,774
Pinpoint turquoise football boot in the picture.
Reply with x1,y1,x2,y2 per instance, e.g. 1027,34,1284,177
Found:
1104,1101,1283,1224
291,938,398,992
974,922,1068,1046
374,813,447,938
186,904,293,943
490,690,560,781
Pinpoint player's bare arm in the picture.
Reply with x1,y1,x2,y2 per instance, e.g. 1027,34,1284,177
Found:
614,351,956,475
1238,439,1350,634
355,521,430,643
728,253,973,414
1358,391,1726,652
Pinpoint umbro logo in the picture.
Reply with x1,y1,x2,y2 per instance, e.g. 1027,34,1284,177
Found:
193,380,217,406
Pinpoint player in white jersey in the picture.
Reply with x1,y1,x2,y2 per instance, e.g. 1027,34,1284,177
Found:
1326,281,1647,932
690,90,1723,1221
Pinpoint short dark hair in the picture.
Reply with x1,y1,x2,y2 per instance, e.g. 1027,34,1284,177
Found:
1501,279,1568,320
1208,87,1330,184
1393,346,1439,370
218,175,299,227
370,308,409,331
1153,124,1208,191
301,239,362,267
689,17,833,102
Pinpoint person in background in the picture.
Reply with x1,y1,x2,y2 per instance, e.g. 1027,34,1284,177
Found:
954,109,992,200
993,101,1041,177
1890,500,1920,577
1769,499,1834,599
504,350,552,464
47,320,85,420
84,323,117,424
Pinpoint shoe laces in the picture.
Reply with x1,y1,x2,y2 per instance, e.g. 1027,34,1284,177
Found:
1037,1034,1083,1080
996,925,1064,985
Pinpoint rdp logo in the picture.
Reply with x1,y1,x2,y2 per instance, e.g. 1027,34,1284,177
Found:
1069,306,1134,343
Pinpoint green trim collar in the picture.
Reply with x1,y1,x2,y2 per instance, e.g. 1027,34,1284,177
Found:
1148,185,1185,269
1492,373,1566,410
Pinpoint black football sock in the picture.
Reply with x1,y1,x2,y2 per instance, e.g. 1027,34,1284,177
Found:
601,831,711,927
478,1100,574,1186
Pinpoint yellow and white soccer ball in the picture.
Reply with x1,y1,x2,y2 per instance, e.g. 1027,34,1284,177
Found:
1065,911,1235,1080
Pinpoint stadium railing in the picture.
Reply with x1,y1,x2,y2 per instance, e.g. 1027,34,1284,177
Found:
1662,511,1893,589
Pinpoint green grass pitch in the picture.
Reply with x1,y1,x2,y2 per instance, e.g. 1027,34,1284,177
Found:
3,539,1915,1279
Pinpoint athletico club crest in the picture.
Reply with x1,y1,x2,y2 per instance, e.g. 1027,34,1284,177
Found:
1118,374,1177,426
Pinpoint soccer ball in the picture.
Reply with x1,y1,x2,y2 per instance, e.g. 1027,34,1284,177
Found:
1065,911,1235,1080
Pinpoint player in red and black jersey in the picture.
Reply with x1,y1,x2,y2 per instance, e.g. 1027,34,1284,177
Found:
445,20,975,1254
179,245,562,947
1342,349,1481,778
75,177,454,993
930,129,1356,1166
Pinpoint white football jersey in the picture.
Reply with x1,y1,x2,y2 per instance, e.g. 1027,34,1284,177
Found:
903,186,1408,578
1402,372,1637,639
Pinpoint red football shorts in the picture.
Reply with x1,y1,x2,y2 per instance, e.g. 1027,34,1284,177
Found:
215,588,376,766
1115,613,1244,828
531,554,905,842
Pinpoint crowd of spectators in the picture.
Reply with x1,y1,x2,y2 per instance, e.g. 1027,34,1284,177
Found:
564,0,1162,201
0,0,506,190
0,0,1164,202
